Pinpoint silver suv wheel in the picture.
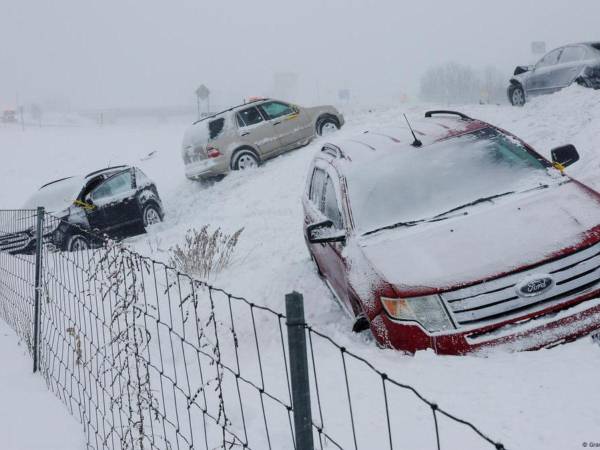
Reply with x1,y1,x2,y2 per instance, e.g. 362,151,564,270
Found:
233,150,259,170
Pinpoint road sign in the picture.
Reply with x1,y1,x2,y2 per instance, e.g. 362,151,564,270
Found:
195,85,210,100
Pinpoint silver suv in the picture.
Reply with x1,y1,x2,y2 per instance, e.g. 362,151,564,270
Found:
181,98,344,179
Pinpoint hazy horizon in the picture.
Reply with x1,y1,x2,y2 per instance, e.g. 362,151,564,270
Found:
1,0,599,111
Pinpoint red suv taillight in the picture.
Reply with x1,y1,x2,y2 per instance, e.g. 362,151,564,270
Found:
207,147,221,158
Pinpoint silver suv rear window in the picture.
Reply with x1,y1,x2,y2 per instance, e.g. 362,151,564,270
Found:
208,117,225,140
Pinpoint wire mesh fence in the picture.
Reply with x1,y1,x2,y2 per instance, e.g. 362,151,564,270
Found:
0,208,507,450
0,209,38,351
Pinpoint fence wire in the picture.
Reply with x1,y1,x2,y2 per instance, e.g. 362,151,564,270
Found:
0,209,507,450
0,209,38,351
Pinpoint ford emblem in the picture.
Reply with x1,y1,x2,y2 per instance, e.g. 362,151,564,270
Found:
515,274,554,298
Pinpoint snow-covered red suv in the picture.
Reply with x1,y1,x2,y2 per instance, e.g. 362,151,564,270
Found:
303,110,600,354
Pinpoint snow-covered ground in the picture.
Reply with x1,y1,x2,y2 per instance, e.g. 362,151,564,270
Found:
0,320,83,450
2,86,600,449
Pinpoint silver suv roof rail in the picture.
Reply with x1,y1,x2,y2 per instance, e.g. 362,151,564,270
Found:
192,99,266,125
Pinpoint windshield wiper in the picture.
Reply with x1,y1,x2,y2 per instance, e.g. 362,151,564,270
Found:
362,218,426,236
432,183,557,221
430,191,515,221
363,191,516,237
362,184,556,237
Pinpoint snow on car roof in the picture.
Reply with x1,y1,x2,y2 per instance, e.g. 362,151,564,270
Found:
23,176,87,212
84,165,129,179
26,167,132,212
323,116,489,164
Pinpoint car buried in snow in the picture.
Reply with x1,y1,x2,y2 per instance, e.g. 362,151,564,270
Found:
303,110,600,355
0,166,164,254
508,42,600,106
181,98,344,180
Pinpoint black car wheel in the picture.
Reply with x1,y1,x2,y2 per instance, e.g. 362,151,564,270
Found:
232,149,259,171
509,85,526,106
317,117,339,136
142,204,163,228
67,234,90,252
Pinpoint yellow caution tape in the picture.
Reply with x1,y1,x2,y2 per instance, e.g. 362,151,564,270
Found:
73,199,95,210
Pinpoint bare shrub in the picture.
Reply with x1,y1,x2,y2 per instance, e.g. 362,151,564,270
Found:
169,226,244,279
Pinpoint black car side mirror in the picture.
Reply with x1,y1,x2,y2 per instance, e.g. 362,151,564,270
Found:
551,144,580,170
307,220,345,244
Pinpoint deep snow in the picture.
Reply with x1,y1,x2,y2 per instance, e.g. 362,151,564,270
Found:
2,86,600,449
0,320,83,450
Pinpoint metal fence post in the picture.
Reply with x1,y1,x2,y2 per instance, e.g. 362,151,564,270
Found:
33,206,44,373
285,291,315,450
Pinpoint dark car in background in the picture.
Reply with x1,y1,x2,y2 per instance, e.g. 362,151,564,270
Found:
0,166,164,253
508,42,600,106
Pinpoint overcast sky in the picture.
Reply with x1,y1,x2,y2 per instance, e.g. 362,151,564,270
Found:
1,0,599,110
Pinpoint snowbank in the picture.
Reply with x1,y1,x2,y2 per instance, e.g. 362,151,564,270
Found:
2,87,600,448
0,320,84,450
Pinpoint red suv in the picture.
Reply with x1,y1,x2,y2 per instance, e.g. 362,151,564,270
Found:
303,110,600,354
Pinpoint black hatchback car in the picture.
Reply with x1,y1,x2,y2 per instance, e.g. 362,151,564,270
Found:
0,166,164,253
508,42,600,106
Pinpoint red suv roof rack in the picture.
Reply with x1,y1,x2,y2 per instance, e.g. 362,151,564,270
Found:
424,110,472,120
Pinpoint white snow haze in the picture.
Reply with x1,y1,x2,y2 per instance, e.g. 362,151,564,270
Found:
1,0,600,110
2,1,600,450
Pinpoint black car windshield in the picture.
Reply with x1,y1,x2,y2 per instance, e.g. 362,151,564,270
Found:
22,176,85,212
346,127,554,235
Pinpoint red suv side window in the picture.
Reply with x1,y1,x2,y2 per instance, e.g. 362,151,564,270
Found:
323,176,343,229
309,168,327,211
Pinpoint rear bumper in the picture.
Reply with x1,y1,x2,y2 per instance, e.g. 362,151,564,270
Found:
379,293,600,355
184,157,228,180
